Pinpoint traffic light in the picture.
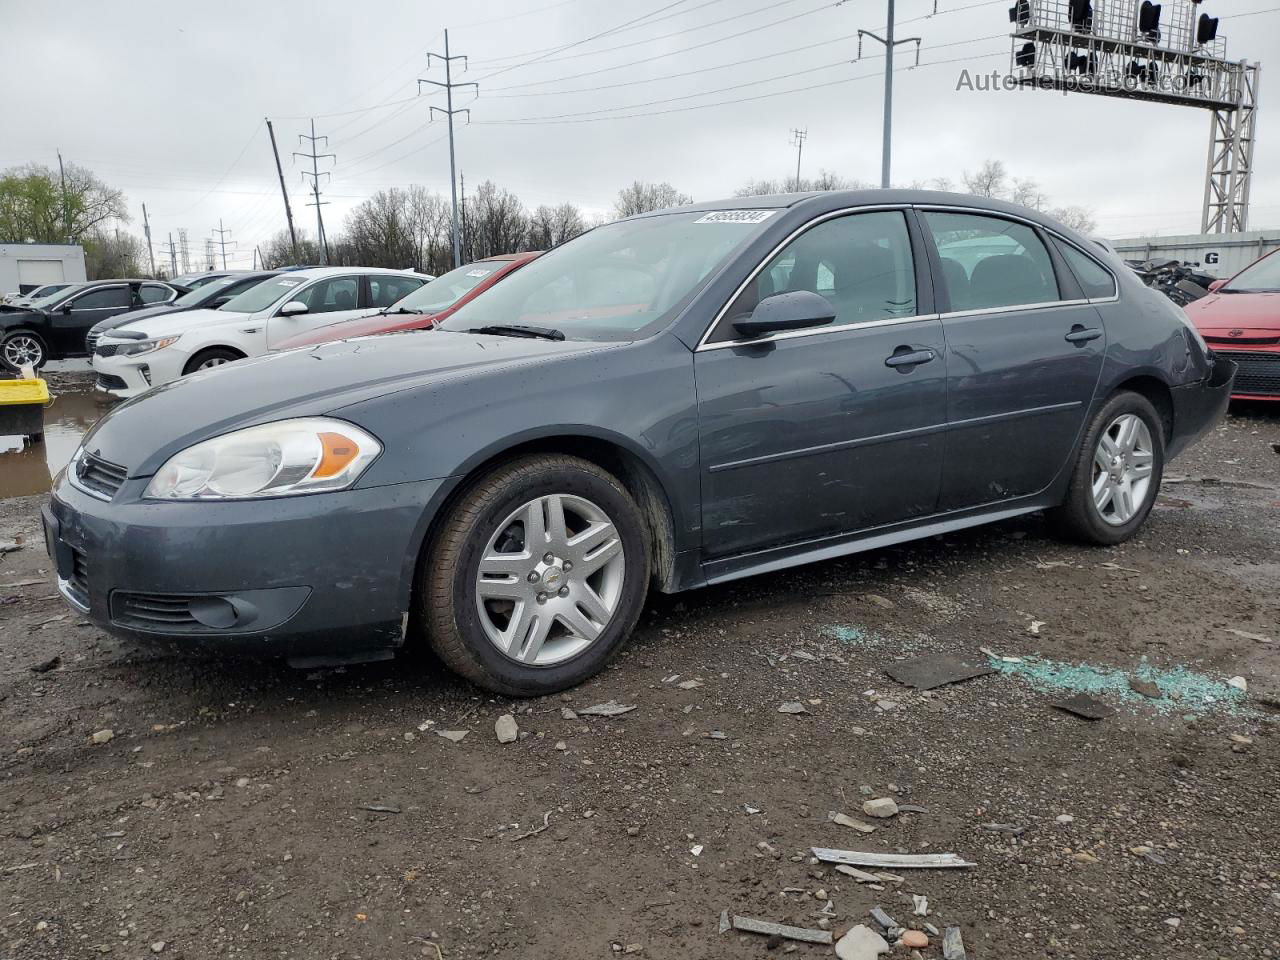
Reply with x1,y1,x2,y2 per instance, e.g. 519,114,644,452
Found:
1138,1,1162,42
1016,42,1036,66
1196,13,1219,45
1069,0,1092,29
1008,0,1030,24
1064,51,1096,74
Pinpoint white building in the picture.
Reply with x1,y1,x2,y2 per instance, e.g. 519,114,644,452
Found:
0,243,87,296
1110,230,1280,278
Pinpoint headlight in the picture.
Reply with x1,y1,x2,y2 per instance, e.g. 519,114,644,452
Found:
144,417,382,500
110,336,181,357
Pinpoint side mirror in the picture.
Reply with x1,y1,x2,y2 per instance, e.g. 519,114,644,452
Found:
732,290,837,338
1207,278,1227,293
60,302,74,314
279,300,309,316
211,296,232,307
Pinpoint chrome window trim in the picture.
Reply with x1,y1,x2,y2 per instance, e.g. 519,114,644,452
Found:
937,298,1092,320
694,204,919,352
698,312,941,352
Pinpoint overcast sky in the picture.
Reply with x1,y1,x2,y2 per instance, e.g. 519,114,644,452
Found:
3,0,1277,269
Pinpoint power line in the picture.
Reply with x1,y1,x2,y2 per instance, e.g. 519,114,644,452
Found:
790,128,808,191
294,119,336,265
211,218,236,269
420,30,477,268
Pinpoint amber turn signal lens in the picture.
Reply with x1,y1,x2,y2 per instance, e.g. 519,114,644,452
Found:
314,432,360,478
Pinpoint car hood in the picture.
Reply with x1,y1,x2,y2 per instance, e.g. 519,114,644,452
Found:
80,330,609,477
101,307,236,339
1185,291,1280,330
90,302,181,333
0,307,43,323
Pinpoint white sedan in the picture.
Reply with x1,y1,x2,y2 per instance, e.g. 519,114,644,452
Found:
91,267,429,397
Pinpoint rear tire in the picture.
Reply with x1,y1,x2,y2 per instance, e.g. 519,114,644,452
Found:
183,347,244,375
1,330,48,372
1049,391,1165,545
421,454,650,696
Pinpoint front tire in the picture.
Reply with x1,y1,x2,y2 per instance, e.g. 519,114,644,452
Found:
1,330,48,372
421,455,651,696
183,347,244,375
1050,391,1165,545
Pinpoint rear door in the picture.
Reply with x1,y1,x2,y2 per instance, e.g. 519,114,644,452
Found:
694,208,947,561
56,284,131,355
920,209,1108,511
266,274,366,348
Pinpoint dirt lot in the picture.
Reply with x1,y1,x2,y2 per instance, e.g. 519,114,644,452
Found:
1,383,1277,960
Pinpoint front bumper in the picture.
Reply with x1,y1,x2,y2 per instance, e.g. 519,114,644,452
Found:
91,346,187,398
44,471,451,658
1205,345,1280,400
1167,354,1236,460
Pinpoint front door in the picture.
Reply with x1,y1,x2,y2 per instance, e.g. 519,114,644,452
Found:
56,284,131,355
695,209,947,560
921,209,1107,511
266,274,366,348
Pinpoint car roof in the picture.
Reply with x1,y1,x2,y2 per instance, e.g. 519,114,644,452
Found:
270,266,425,281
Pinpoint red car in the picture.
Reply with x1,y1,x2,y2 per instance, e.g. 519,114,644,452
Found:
275,252,541,351
1184,248,1280,400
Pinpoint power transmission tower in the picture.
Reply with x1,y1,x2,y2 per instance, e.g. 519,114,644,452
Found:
294,119,335,265
852,0,922,188
265,118,300,261
141,203,157,278
419,29,477,269
178,228,191,274
204,238,216,271
790,128,808,191
211,219,236,269
167,232,177,276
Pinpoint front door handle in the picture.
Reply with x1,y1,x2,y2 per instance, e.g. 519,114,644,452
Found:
1065,325,1103,344
884,347,937,369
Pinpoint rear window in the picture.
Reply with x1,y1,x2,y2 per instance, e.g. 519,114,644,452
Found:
1057,241,1117,299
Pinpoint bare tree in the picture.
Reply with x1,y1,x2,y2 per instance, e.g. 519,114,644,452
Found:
465,181,528,260
83,229,145,279
527,202,587,250
734,170,863,197
260,229,321,269
406,185,451,274
1011,177,1048,211
962,160,1009,199
342,188,417,269
1050,205,1098,234
613,181,692,218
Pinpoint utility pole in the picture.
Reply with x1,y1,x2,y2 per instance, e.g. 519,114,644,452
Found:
56,149,68,240
790,128,808,191
211,219,235,269
265,118,300,262
294,119,335,266
854,0,921,188
419,29,477,269
141,203,157,278
459,172,467,261
178,228,191,274
167,232,177,276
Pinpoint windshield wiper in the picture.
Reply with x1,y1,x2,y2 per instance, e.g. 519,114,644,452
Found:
467,324,565,341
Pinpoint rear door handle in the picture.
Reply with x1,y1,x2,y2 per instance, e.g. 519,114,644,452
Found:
1065,325,1103,344
884,347,937,368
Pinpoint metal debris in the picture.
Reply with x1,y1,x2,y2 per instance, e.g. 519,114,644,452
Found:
942,926,967,959
729,915,833,945
869,906,898,932
359,804,401,814
509,810,552,842
835,864,881,883
883,654,995,691
1050,693,1116,720
577,700,637,717
1224,628,1273,644
718,910,730,934
811,848,975,869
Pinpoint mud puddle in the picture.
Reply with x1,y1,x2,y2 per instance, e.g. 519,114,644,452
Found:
0,377,108,498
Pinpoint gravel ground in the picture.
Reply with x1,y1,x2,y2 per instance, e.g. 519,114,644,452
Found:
1,389,1277,960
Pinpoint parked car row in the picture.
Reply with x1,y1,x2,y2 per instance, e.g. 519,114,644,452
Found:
46,190,1235,698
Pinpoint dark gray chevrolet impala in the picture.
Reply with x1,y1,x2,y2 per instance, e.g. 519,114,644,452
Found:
45,190,1235,695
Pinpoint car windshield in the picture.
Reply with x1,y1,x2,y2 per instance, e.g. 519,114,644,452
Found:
437,211,774,341
220,275,310,314
173,274,258,309
29,283,82,307
392,261,510,314
1223,251,1280,292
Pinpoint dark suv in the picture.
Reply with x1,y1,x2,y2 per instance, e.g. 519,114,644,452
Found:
0,279,186,371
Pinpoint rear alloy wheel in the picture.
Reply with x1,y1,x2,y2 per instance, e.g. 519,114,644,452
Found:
1,331,47,372
422,455,650,696
1050,391,1165,545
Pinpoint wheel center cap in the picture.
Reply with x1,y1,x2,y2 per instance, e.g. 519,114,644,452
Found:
540,565,565,589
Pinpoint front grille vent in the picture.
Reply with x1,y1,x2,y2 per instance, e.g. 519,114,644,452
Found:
75,453,128,499
111,592,199,629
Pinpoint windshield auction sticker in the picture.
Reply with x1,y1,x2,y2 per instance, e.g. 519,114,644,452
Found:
694,210,778,225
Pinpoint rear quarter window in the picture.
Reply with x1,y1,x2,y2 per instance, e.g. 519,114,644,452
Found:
1056,241,1118,299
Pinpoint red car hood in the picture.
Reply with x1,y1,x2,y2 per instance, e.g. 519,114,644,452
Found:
277,311,437,350
1185,291,1280,333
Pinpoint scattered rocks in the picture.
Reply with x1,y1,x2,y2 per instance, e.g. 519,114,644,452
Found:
494,714,518,744
777,701,809,714
29,656,60,674
436,729,469,743
1227,676,1248,693
862,798,899,819
91,729,114,745
560,707,578,720
900,930,929,948
912,895,929,916
1129,678,1162,699
830,811,877,833
676,679,703,690
577,700,636,717
942,927,967,959
150,941,166,953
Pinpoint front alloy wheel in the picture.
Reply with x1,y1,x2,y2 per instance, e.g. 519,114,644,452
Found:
422,454,650,696
1,332,46,371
